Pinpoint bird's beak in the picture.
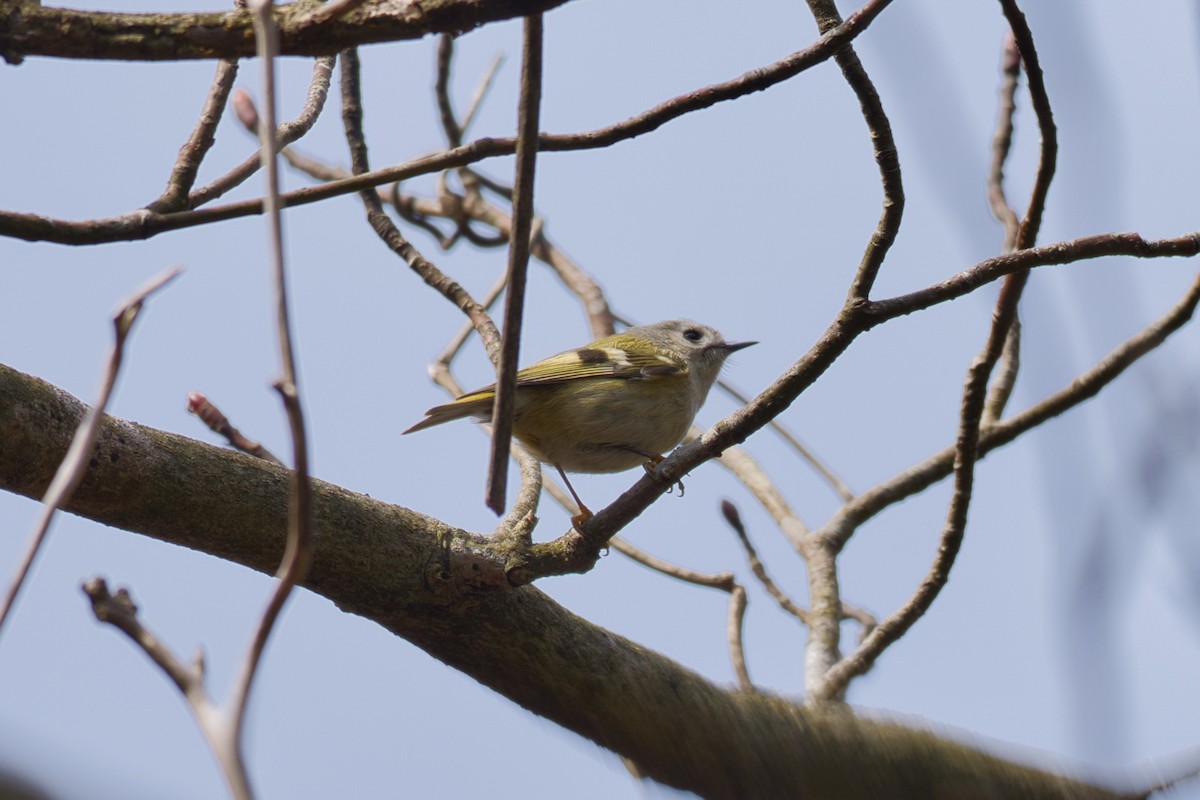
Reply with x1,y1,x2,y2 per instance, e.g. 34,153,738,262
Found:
721,340,757,353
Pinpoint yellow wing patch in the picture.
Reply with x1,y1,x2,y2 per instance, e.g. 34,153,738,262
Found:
511,347,685,387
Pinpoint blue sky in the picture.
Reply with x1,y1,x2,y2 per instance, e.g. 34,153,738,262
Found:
2,1,1199,797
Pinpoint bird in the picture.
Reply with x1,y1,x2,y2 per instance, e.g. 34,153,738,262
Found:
404,319,755,523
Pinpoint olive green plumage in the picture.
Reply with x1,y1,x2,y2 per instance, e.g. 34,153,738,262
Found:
404,320,754,474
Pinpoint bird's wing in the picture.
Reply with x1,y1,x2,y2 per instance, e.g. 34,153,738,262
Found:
506,346,686,387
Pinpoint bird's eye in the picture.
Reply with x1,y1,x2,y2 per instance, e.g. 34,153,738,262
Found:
683,328,702,342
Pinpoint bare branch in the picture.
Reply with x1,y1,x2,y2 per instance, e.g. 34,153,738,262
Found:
983,318,1021,424
728,585,752,690
224,7,313,797
431,272,508,392
487,12,543,516
607,536,752,690
148,59,240,213
868,231,1200,320
82,578,210,707
187,392,284,465
840,603,877,644
721,500,808,624
987,31,1022,252
1000,0,1057,252
719,379,854,502
399,169,616,338
0,266,180,637
435,35,465,148
610,538,735,591
802,0,903,301
461,54,505,137
192,56,336,208
717,445,810,553
0,0,572,63
982,32,1025,424
339,47,501,360
745,0,905,680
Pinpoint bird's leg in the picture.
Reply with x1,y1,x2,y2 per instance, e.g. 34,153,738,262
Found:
555,464,593,527
617,446,685,497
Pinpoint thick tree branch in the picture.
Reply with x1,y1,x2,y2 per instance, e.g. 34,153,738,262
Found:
0,362,1139,799
0,0,570,63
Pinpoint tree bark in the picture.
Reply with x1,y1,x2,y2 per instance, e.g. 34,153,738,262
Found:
0,0,571,64
0,362,1139,799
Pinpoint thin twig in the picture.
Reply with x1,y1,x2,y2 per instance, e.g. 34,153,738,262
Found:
717,443,810,554
542,482,708,586
982,31,1024,424
393,180,461,247
495,447,543,543
0,266,181,638
340,47,501,360
230,85,350,187
867,231,1200,320
721,500,876,654
840,603,877,643
435,35,464,148
282,145,348,182
187,392,284,465
609,538,735,590
804,0,904,301
342,45,526,529
718,379,854,502
83,579,210,707
983,318,1021,424
1000,0,1056,252
226,6,313,798
149,59,240,212
461,54,504,137
431,273,508,388
721,501,808,623
427,33,511,249
728,585,752,690
978,0,1054,427
487,13,543,516
987,31,1022,252
189,55,335,209
606,535,751,689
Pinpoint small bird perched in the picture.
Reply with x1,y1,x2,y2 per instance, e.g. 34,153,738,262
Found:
404,319,755,523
